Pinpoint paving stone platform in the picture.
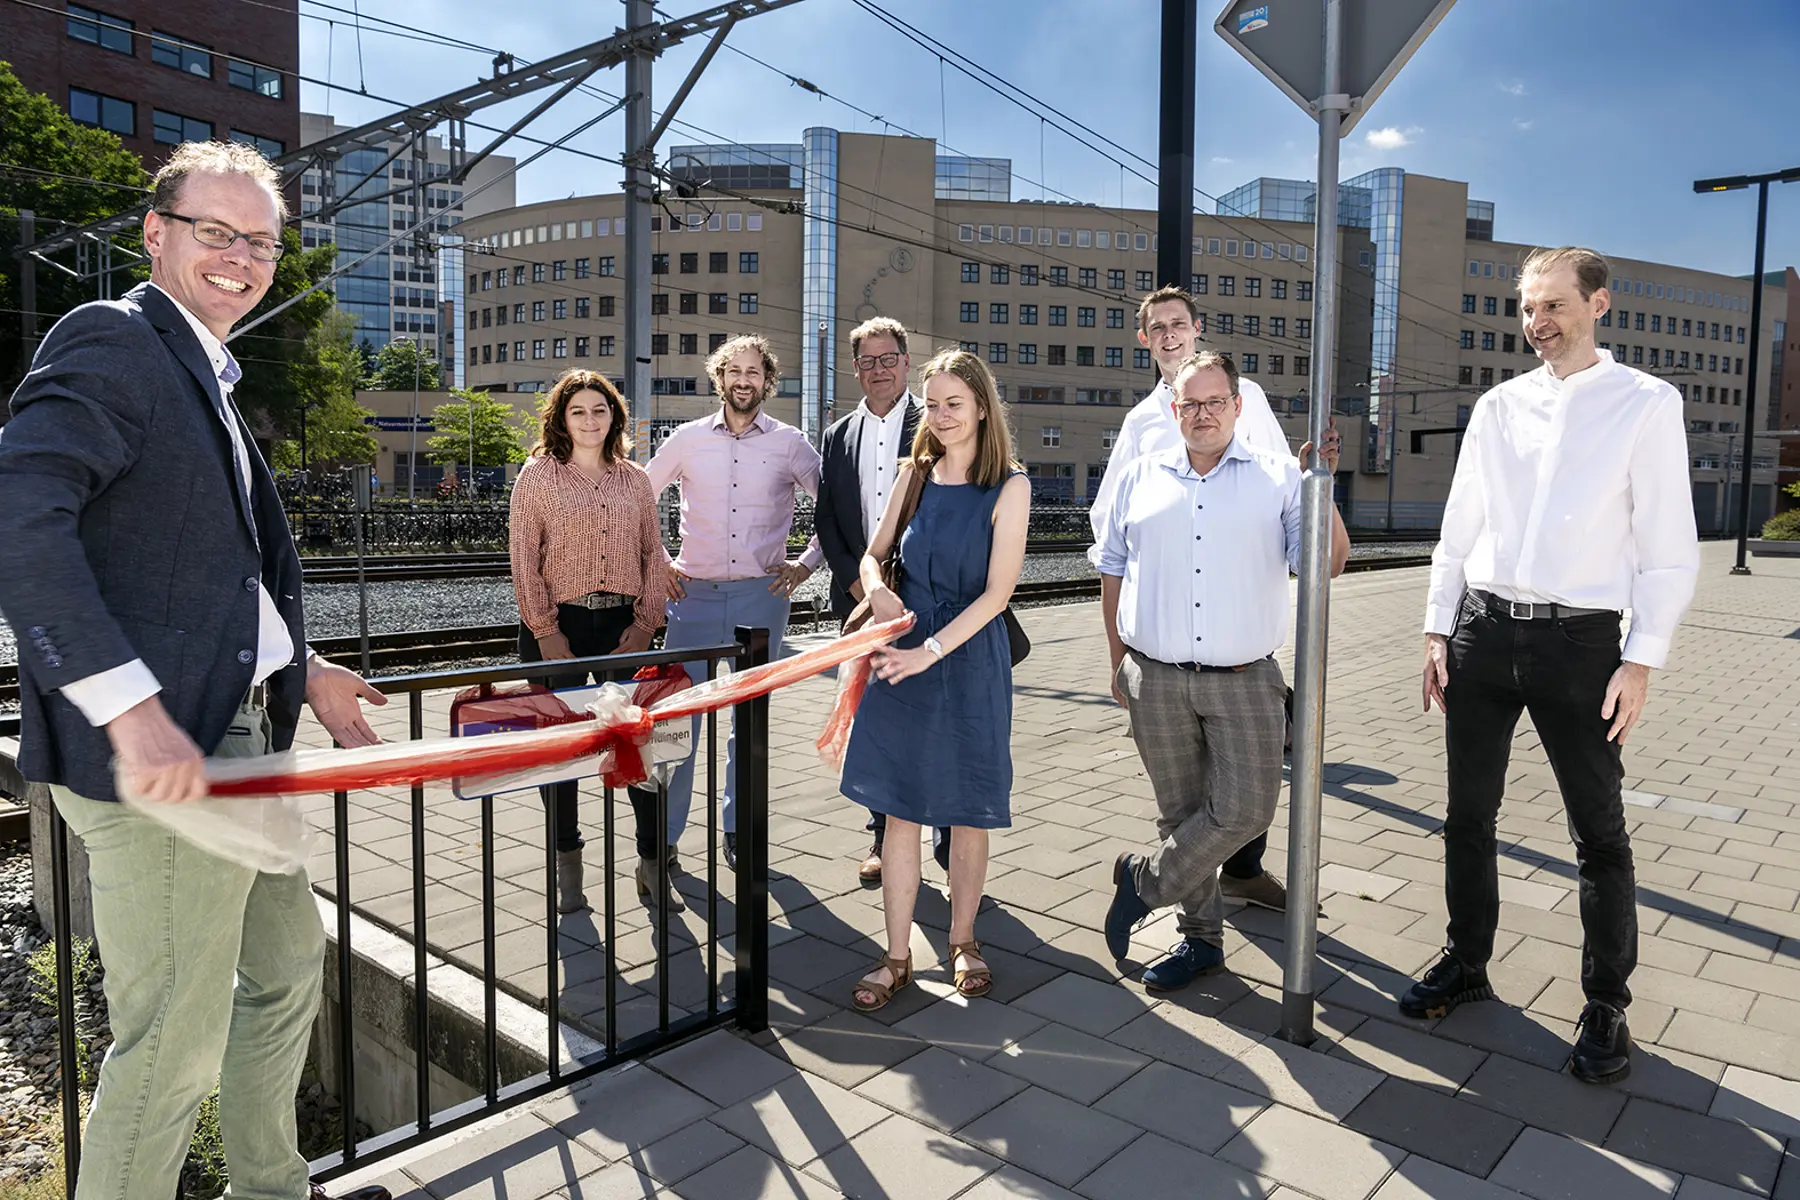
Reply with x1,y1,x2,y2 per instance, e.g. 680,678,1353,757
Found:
313,542,1800,1200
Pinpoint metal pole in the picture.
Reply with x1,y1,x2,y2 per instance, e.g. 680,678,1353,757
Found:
18,210,36,373
408,333,420,503
816,320,828,446
1731,179,1770,575
1156,0,1198,290
624,0,656,438
1280,0,1344,1047
1385,395,1401,533
50,810,81,1196
732,626,771,1032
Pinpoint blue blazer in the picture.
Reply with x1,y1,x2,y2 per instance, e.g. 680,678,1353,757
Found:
814,397,924,618
0,282,307,802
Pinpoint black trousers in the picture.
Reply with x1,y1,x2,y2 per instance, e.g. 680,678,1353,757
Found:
1442,590,1636,1009
518,604,660,858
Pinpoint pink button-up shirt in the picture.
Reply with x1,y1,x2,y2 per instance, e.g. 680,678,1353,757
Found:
647,408,825,581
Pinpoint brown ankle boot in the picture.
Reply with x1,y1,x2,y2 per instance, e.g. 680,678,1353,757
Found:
555,848,587,913
636,854,686,912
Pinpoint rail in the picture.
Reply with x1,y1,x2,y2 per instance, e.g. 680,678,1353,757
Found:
37,631,773,1192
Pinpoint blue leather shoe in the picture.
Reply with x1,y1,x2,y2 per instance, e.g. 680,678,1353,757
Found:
1142,938,1226,992
1105,853,1151,960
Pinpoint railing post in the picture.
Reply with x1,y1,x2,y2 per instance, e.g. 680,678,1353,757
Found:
50,806,81,1196
731,626,770,1032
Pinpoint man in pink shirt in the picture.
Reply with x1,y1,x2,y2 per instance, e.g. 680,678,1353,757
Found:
648,334,823,868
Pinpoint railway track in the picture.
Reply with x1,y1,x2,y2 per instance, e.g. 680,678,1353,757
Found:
0,556,1432,697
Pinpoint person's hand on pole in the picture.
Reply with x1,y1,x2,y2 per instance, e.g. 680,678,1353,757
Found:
1421,633,1450,713
107,696,207,803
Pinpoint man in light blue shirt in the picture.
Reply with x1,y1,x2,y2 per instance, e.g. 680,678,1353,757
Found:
1098,351,1347,991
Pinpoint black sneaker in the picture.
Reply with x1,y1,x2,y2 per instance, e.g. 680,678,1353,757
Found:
1398,952,1494,1019
724,832,737,872
1570,1000,1632,1084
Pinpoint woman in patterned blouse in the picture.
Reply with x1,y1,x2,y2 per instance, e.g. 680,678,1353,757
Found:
510,369,672,913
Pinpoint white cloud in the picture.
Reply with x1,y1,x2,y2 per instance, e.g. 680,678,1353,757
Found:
1364,126,1413,151
1210,155,1234,165
1514,119,1535,132
1499,79,1528,97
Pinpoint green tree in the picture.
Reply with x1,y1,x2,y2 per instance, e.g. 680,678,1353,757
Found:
364,335,442,391
232,229,344,435
427,388,529,469
0,60,148,392
268,310,376,472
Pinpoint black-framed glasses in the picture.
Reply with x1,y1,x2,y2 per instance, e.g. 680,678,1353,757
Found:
1173,398,1234,419
854,351,902,371
157,212,285,262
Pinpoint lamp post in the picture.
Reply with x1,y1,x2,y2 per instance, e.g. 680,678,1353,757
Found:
1693,165,1800,574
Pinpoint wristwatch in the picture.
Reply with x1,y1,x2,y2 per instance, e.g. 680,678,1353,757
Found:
924,636,945,661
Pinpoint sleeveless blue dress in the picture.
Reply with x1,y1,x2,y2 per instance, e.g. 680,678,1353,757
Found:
840,472,1017,829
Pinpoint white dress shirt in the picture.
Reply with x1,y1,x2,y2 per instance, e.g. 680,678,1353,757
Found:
1096,437,1303,667
59,284,297,727
855,392,914,543
1423,354,1699,669
1088,375,1288,564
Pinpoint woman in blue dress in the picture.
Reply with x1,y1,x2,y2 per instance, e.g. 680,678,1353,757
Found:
841,348,1031,1011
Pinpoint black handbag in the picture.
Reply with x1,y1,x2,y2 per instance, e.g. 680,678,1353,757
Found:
1001,606,1030,666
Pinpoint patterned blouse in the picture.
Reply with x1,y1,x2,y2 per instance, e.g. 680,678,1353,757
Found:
508,453,667,637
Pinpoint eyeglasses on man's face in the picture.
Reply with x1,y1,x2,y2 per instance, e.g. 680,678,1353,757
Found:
158,212,285,262
855,352,902,371
1174,397,1234,419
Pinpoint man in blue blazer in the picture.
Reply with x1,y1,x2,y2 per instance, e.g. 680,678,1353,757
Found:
0,142,387,1200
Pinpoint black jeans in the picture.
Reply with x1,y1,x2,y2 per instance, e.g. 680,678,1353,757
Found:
1442,590,1636,1009
518,603,660,858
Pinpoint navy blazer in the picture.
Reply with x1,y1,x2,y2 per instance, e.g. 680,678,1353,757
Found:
813,397,924,618
0,282,307,802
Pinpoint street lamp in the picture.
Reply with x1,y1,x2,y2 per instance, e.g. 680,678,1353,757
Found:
1693,165,1800,574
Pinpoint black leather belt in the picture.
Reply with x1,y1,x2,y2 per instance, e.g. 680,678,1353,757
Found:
245,681,269,710
570,591,632,610
1164,655,1272,673
1471,589,1618,621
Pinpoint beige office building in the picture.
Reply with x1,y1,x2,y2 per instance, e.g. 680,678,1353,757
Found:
444,129,1786,530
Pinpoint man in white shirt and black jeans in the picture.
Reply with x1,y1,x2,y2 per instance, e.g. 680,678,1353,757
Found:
1090,285,1296,913
1404,246,1699,1085
1098,350,1347,992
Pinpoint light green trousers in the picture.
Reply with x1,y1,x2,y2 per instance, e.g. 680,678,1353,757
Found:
52,703,327,1200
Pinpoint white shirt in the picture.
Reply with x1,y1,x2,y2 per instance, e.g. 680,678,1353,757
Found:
1096,437,1303,667
1424,354,1699,669
855,392,914,544
59,284,298,727
1088,375,1288,565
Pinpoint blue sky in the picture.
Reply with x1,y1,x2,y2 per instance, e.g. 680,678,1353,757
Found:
299,0,1800,280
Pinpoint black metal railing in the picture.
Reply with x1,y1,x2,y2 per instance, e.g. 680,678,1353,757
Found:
40,627,772,1191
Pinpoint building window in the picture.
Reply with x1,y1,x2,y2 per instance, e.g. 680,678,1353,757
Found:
530,339,545,360
1502,333,1516,353
1109,269,1126,290
960,302,979,323
1076,346,1095,366
552,259,567,281
651,294,669,315
496,343,508,362
991,264,1009,285
1047,345,1066,366
1219,276,1236,297
679,252,698,274
1049,266,1068,287
1459,365,1473,385
1107,308,1124,329
1270,317,1286,338
1192,274,1209,296
152,109,212,145
1049,306,1067,327
1244,316,1260,338
739,293,759,314
532,301,546,321
1483,296,1497,316
1269,355,1284,375
68,87,135,135
575,298,590,318
553,338,568,359
1105,347,1123,368
1501,368,1514,381
709,333,727,353
1042,426,1062,448
1134,348,1151,369
1021,264,1039,286
531,263,545,283
990,303,1009,324
680,333,698,355
652,334,668,356
1019,304,1038,326
1217,315,1233,335
575,258,591,279
1074,307,1094,328
1294,355,1309,376
67,5,133,53
1480,366,1494,386
1242,353,1258,373
151,31,211,76
552,299,566,320
1018,343,1038,365
1462,294,1477,313
575,336,590,357
1505,298,1518,317
598,296,616,318
739,252,759,274
1481,331,1495,351
1297,282,1313,302
1296,318,1311,339
1136,271,1153,291
1272,279,1287,300
599,256,616,276
709,292,729,314
599,336,616,356
1079,268,1097,289
1245,278,1262,299
989,342,1008,364
709,251,728,273
652,254,668,275
227,60,284,98
1460,330,1476,350
960,341,979,354
228,130,283,157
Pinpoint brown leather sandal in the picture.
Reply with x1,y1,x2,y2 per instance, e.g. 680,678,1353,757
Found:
949,941,993,999
851,954,913,1013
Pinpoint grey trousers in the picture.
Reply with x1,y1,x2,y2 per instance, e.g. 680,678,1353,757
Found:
52,702,326,1200
1118,652,1287,945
